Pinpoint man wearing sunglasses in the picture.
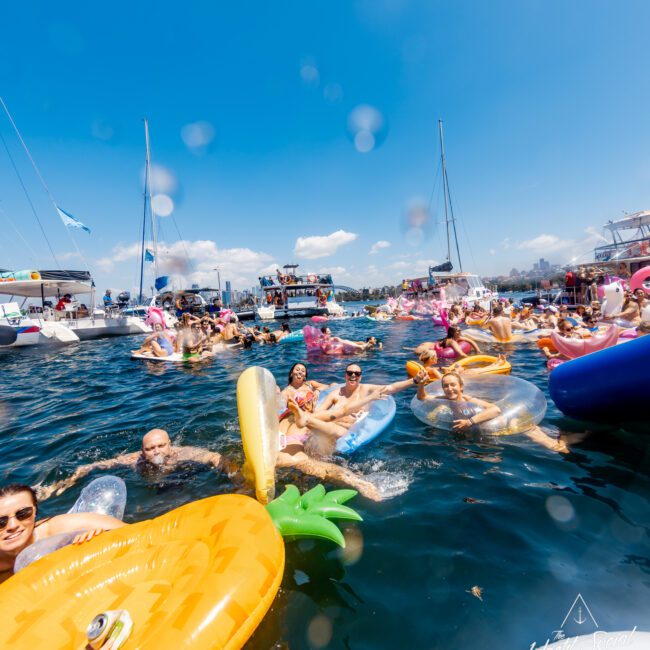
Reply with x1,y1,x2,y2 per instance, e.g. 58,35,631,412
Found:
0,483,125,583
36,429,230,502
295,363,427,455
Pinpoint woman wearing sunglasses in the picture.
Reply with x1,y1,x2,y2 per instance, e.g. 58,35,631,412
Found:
0,483,125,582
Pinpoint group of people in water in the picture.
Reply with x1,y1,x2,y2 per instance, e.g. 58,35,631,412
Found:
4,283,649,582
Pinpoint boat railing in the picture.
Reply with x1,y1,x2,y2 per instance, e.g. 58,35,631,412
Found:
259,273,333,288
594,236,649,262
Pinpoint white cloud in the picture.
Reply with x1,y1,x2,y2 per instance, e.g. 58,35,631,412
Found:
317,266,347,276
97,239,274,289
389,261,410,270
516,234,574,253
369,240,391,254
294,230,358,259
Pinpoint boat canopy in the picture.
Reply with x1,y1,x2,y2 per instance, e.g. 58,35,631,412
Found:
605,211,650,232
0,270,92,298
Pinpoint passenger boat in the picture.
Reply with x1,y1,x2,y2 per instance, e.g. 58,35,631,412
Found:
555,211,650,307
256,264,346,320
0,269,149,348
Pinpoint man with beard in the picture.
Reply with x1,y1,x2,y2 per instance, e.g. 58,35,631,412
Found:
36,429,228,500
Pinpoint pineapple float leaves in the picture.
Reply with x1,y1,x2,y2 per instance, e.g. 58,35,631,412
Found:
265,484,362,547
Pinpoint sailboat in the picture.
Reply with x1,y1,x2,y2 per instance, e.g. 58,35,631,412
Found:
401,120,497,311
0,100,150,347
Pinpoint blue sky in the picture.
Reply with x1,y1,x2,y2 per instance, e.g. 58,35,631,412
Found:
2,0,650,295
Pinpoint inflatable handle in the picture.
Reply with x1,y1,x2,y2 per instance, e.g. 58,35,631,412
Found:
265,484,361,547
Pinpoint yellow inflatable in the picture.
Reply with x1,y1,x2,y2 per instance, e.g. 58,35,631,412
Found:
0,494,284,649
406,356,511,381
237,366,278,504
450,355,512,376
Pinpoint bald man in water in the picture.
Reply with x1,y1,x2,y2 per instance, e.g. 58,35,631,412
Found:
37,429,229,500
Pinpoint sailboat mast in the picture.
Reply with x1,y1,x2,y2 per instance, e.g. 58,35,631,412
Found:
438,120,451,264
138,120,150,304
438,120,463,272
144,120,159,289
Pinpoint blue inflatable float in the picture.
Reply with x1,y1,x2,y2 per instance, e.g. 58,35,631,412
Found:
549,335,650,422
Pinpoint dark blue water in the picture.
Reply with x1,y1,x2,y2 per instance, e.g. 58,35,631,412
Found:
1,307,649,648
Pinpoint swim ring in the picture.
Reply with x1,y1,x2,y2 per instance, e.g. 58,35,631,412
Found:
450,355,512,376
303,325,360,355
405,360,440,381
410,375,546,436
311,315,328,323
434,340,472,359
463,328,537,344
278,330,304,344
630,265,650,295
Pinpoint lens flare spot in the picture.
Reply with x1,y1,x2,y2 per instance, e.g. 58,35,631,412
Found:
300,57,320,87
347,104,387,153
181,121,215,153
152,194,174,217
307,615,333,648
339,525,364,565
545,495,575,523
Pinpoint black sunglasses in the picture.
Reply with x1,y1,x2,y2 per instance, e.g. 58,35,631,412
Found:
345,370,362,377
0,506,35,530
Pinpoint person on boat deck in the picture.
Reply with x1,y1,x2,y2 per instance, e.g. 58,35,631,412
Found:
37,429,232,502
295,363,429,459
132,323,175,357
0,484,125,583
415,372,570,454
102,289,113,307
54,294,72,311
440,326,481,358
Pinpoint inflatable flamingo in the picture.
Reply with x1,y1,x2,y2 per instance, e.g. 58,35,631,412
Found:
145,306,167,329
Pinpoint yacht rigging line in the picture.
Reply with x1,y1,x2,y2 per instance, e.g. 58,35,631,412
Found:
0,95,90,273
0,205,40,265
0,128,60,268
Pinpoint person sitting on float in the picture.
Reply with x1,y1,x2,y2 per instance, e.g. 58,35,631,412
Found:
0,484,125,583
540,319,579,361
132,323,175,357
602,290,641,326
439,326,481,358
415,373,569,453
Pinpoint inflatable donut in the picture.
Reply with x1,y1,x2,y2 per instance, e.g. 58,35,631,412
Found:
630,265,650,295
406,360,440,381
434,341,472,359
410,375,546,436
537,337,557,353
450,355,512,376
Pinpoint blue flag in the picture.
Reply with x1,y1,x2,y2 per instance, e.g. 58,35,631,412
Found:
155,276,169,291
145,248,155,262
56,205,91,233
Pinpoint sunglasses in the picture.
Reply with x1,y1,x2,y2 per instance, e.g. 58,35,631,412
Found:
345,370,362,377
0,506,35,530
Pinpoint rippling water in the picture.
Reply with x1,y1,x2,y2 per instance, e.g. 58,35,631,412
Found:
2,306,649,648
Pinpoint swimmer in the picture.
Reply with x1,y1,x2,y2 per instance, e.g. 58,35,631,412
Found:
439,326,481,358
280,362,331,405
416,373,569,453
37,429,231,500
0,483,125,582
484,304,514,341
299,363,428,456
132,323,175,357
276,387,394,500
